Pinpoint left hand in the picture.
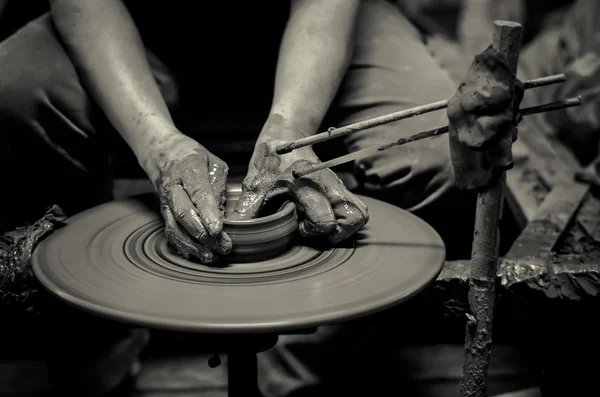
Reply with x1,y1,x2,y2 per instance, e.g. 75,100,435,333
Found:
229,136,369,244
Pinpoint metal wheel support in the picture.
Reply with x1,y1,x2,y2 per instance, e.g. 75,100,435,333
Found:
228,350,260,397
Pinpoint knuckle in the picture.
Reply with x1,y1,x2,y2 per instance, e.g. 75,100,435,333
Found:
242,178,261,193
161,182,179,201
189,188,210,205
180,166,201,182
194,228,208,242
176,209,196,225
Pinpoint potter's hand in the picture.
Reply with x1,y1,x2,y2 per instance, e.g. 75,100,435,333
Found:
447,46,524,190
230,140,369,244
355,135,455,212
145,133,232,263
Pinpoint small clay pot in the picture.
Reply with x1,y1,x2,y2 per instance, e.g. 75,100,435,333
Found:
223,184,298,262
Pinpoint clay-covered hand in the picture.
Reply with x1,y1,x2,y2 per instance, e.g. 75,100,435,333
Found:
229,140,369,244
354,135,455,212
144,133,232,263
447,46,524,190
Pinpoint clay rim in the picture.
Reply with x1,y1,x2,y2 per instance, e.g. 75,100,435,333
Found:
224,200,296,226
223,183,297,227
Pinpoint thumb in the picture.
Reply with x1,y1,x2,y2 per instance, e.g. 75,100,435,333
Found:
229,184,266,220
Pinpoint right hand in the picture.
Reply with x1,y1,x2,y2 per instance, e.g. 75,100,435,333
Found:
143,133,232,264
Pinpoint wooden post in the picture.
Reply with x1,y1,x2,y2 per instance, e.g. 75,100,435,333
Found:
460,21,523,397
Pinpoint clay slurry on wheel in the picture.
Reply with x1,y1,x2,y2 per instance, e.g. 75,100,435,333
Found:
124,217,354,284
31,193,445,333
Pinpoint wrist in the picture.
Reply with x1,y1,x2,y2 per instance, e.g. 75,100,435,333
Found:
259,114,319,159
260,112,320,142
136,128,184,180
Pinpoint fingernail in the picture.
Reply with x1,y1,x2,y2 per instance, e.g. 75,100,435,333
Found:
194,229,207,241
298,222,308,237
219,235,233,254
201,251,215,263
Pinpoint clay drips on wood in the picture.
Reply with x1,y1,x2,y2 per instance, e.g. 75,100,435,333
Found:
447,46,524,190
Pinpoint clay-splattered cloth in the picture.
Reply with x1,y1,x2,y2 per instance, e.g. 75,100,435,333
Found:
447,46,524,190
0,205,66,324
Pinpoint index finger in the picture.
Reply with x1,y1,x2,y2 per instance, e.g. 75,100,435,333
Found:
229,183,266,221
181,168,223,237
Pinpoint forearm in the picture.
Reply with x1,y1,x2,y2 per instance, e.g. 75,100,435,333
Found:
49,0,178,165
265,0,361,138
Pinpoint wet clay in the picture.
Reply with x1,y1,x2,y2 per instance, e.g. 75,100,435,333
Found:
1,205,66,326
159,151,231,263
149,134,231,264
447,46,524,190
230,142,368,244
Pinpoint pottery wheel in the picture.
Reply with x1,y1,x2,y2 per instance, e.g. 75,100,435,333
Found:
32,194,445,333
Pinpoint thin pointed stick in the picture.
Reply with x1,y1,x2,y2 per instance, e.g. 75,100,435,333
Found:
292,96,581,179
276,74,566,155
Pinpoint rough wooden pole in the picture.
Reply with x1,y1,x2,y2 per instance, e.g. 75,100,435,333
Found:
460,21,522,397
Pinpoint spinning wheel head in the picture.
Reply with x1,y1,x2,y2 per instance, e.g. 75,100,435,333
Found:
32,193,445,333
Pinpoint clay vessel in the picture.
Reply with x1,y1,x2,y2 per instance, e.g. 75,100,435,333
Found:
223,184,297,262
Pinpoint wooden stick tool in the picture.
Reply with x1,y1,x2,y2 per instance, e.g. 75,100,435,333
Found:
460,21,522,397
291,96,581,179
276,74,565,155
